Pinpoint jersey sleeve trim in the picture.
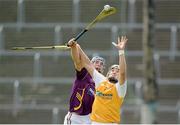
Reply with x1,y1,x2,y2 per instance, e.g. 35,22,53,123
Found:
92,69,106,88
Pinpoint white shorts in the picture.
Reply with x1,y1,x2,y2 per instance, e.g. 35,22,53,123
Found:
64,112,91,124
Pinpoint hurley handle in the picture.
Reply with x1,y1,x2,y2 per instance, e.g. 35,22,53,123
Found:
74,29,88,41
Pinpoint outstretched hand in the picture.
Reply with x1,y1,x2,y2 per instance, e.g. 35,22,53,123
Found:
112,36,128,50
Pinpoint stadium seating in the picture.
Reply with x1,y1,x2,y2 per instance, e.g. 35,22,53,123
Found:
0,55,34,77
0,0,17,23
0,0,179,124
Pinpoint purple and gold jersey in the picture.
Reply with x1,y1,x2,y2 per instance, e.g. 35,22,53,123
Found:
69,68,95,115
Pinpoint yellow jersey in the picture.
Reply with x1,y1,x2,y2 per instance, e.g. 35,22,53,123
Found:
91,70,127,123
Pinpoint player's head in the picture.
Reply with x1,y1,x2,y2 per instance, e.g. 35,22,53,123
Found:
91,56,105,73
106,64,120,83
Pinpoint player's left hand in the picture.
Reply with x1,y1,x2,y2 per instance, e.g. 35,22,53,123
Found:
112,36,128,50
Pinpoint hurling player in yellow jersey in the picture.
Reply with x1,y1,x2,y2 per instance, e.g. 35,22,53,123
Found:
68,36,128,124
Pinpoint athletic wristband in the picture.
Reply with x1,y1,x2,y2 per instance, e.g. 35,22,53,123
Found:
119,50,125,56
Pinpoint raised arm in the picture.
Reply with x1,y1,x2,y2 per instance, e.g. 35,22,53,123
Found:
76,44,95,77
67,38,82,71
67,39,95,77
112,36,128,85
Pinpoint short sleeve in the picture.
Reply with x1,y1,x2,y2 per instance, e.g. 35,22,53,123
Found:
92,69,106,88
76,68,88,80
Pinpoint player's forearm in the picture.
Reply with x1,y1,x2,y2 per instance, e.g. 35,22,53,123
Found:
76,44,91,66
70,44,81,69
119,50,127,85
77,44,94,76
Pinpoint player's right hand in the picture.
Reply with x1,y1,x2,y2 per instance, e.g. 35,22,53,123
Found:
67,38,77,47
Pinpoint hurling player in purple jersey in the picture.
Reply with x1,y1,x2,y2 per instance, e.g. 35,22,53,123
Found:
64,38,106,124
